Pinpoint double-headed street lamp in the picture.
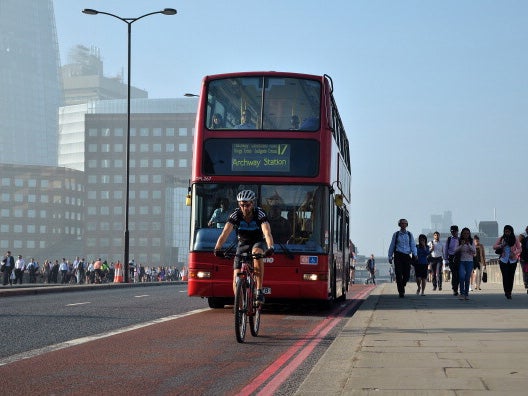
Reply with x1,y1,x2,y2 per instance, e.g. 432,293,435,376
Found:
83,8,177,282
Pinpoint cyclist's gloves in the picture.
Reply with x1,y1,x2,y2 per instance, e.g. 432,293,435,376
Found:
264,247,275,257
214,249,224,258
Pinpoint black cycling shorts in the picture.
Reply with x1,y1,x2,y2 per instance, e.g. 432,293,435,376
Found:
233,242,267,269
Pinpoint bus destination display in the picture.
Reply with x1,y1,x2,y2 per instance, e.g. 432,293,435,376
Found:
231,143,290,172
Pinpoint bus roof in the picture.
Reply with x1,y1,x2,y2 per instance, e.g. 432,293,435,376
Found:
202,71,328,82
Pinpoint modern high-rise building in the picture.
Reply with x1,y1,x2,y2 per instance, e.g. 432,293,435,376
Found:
58,46,149,171
0,0,62,166
61,45,147,107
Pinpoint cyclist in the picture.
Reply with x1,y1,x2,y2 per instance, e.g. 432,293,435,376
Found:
214,190,274,303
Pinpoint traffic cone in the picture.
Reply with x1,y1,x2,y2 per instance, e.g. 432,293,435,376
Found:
114,261,124,283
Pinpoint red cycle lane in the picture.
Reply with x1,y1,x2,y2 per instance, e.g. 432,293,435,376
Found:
0,285,373,396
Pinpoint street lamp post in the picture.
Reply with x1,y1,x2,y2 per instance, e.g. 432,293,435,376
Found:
83,8,177,282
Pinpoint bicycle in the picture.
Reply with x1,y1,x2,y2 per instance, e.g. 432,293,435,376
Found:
222,251,264,343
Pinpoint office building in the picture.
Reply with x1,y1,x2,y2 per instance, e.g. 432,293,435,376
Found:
0,164,84,259
83,98,197,266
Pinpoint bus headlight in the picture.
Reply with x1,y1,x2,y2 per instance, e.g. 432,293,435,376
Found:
303,273,327,281
189,270,211,279
303,273,318,281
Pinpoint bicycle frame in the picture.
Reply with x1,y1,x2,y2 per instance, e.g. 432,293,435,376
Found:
230,252,263,343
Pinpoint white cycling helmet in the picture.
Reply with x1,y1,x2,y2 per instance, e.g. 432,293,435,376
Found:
237,190,256,202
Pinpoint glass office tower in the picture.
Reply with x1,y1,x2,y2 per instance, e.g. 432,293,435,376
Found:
0,0,62,166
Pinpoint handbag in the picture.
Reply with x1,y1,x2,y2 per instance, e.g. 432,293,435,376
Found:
494,247,503,255
482,270,488,283
453,251,461,265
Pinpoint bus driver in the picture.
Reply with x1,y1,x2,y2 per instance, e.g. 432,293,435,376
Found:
214,190,274,303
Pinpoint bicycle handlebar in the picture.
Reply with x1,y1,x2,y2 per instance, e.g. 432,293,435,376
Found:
216,251,265,260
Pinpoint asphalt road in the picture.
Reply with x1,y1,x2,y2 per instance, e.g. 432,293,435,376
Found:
0,284,368,395
0,283,204,359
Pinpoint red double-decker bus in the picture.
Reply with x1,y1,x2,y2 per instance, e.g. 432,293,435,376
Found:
187,71,351,308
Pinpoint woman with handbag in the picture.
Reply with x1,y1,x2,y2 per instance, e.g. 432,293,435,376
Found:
493,225,521,299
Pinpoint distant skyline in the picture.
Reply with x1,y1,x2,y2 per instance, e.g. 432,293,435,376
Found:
53,1,528,256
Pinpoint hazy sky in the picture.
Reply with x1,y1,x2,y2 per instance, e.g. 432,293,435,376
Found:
53,0,528,257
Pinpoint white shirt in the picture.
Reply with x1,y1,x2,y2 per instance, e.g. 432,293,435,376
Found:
428,240,444,258
15,258,25,270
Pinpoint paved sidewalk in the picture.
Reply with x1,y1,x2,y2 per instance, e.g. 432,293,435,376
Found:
295,281,528,395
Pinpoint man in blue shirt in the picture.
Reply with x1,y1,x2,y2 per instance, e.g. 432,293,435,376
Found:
388,219,417,298
208,198,230,228
444,225,460,296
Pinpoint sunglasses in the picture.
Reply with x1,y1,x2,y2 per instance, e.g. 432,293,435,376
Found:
239,202,252,208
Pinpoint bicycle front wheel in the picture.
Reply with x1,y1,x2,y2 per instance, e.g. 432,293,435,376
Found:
249,295,261,337
234,278,248,343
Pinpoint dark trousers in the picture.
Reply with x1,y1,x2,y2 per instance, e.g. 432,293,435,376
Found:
29,268,37,283
394,251,412,295
449,256,460,294
499,261,517,297
2,268,12,285
14,268,24,284
429,257,443,289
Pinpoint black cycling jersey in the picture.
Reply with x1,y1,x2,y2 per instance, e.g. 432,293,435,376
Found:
228,207,268,245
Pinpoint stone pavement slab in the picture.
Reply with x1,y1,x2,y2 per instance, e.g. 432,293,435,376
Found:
295,281,528,395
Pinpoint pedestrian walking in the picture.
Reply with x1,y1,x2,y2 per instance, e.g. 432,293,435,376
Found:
366,254,376,284
444,225,460,296
13,255,26,284
388,218,417,298
454,227,476,300
493,225,521,299
472,235,486,290
388,265,394,283
2,251,15,286
415,234,429,295
26,258,39,283
428,231,444,291
519,230,528,293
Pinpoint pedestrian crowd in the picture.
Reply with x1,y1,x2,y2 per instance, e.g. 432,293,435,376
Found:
387,219,528,300
1,252,186,286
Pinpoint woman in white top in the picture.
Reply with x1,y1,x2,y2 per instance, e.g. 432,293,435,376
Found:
428,231,444,291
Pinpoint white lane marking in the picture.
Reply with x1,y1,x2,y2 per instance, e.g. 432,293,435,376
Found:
66,302,91,306
134,295,149,298
0,307,210,367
